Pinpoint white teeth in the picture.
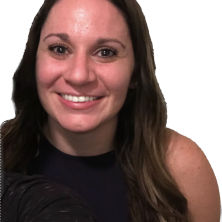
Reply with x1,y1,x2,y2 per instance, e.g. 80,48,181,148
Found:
65,94,69,100
78,96,85,102
68,95,72,101
61,94,98,102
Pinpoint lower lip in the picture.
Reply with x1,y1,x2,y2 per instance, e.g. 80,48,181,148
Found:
57,94,102,110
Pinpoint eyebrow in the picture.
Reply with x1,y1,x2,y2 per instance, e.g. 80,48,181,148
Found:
43,33,70,42
96,38,126,49
43,33,126,49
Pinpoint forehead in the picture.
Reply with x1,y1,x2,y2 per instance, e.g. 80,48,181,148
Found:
41,0,129,40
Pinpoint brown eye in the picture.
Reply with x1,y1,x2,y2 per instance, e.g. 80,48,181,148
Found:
97,48,117,58
55,46,66,54
48,44,69,56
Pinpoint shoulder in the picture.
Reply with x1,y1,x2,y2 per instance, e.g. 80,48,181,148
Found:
165,129,221,222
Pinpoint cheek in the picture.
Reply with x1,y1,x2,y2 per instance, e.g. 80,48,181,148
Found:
36,56,50,87
110,78,130,95
103,62,134,94
36,56,63,89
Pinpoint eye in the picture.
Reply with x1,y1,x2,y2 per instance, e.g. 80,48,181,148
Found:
48,44,69,56
96,48,117,58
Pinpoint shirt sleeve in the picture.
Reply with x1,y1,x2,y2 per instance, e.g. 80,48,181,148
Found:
1,171,97,222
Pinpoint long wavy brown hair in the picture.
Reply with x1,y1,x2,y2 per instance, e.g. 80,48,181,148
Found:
1,0,189,221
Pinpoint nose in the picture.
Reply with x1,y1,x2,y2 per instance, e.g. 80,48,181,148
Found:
63,52,96,86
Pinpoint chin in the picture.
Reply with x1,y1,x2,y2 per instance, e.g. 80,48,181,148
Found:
59,119,99,134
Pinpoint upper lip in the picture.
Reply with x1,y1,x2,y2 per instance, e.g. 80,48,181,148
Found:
59,93,102,97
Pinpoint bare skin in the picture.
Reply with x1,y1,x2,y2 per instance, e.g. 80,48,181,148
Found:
166,129,221,221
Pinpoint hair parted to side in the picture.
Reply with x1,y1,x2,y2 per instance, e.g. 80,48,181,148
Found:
1,0,188,221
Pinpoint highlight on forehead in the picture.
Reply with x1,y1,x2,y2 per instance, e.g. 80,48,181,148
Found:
42,0,130,33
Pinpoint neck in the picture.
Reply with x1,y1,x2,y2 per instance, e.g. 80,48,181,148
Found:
43,117,117,156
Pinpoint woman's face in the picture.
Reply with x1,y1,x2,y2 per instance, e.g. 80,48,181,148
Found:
36,0,135,133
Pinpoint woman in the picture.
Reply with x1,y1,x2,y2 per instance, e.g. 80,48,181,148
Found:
1,0,220,221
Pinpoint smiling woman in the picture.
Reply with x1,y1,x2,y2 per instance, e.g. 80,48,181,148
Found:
1,0,220,222
35,0,134,140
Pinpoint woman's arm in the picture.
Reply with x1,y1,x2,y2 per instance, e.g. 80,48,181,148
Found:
166,129,221,222
1,171,97,222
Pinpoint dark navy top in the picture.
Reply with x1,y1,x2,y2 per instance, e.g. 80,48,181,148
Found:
27,136,129,222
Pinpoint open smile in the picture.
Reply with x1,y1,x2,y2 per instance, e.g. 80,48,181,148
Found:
60,94,101,103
